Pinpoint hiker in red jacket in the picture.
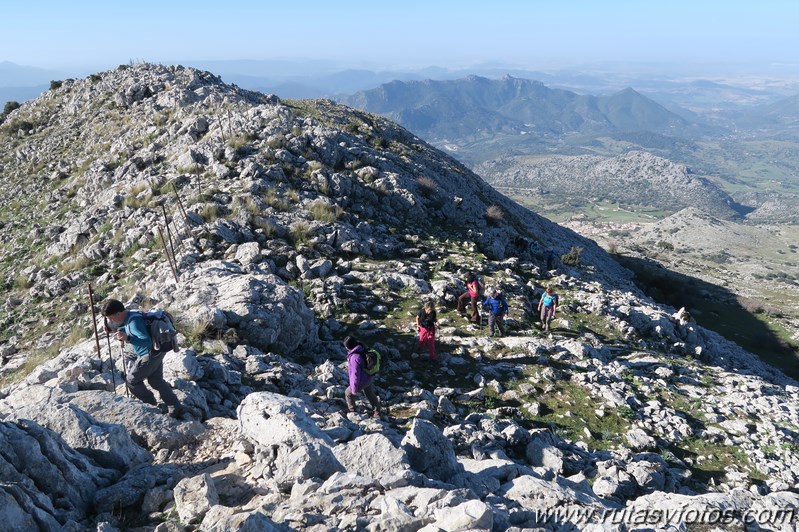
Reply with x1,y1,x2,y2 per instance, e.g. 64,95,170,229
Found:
416,300,438,360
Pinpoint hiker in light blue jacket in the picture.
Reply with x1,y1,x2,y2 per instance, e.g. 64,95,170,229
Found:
101,299,183,418
538,286,559,332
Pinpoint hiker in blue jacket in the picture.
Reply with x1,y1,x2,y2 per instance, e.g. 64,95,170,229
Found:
101,299,183,418
344,336,383,419
482,288,509,337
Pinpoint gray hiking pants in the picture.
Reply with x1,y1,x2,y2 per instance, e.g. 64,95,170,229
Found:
488,314,506,336
126,352,180,408
345,382,381,413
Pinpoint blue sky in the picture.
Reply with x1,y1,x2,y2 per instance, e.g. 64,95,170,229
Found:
2,0,798,74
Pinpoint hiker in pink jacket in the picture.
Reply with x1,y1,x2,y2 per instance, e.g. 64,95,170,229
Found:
457,272,482,323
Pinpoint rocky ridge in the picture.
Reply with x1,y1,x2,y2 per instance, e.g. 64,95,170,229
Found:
0,64,798,531
476,151,743,220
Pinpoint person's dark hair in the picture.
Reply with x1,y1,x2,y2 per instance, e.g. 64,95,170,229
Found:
466,272,475,282
100,299,125,316
343,336,360,350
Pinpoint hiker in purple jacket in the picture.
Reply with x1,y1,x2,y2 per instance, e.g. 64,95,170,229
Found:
344,336,382,419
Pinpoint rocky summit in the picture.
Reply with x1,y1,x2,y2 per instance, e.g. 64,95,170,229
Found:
0,63,798,531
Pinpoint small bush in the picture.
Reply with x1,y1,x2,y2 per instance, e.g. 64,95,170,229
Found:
290,221,311,246
200,204,221,222
416,176,438,198
485,205,504,226
49,80,63,90
235,196,260,217
617,405,635,419
561,246,584,267
264,188,290,211
4,119,34,135
3,101,20,115
14,274,31,290
123,183,153,209
308,199,343,223
252,217,276,237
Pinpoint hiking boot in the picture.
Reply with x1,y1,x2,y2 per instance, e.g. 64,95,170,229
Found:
168,405,186,420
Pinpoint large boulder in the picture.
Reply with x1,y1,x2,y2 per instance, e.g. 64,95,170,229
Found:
0,420,117,527
174,473,219,523
174,261,318,353
238,392,333,451
6,399,151,471
273,442,344,492
68,390,205,450
401,418,463,483
333,433,410,482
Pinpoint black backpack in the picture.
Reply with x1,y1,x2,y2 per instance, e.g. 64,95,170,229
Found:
361,349,382,375
135,308,179,352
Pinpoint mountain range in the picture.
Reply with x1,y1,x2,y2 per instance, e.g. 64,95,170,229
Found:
340,75,721,143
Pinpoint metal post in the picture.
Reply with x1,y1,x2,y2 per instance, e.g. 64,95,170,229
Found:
171,182,190,228
158,226,180,283
161,204,180,261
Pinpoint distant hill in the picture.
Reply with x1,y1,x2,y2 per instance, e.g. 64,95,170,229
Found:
0,61,62,87
0,85,47,105
0,62,64,106
736,93,799,136
476,150,744,219
341,75,714,142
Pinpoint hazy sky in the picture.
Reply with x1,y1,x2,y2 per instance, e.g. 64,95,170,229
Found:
3,0,798,74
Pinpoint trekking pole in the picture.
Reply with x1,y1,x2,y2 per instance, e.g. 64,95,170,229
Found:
88,285,116,392
103,318,118,393
118,340,130,398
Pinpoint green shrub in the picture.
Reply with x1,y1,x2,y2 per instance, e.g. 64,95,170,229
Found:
264,188,290,211
4,119,34,135
3,101,20,115
308,199,343,223
290,221,311,246
200,203,221,222
561,246,584,267
49,80,63,90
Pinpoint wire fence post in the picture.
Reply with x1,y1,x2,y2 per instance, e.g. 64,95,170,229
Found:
158,226,180,284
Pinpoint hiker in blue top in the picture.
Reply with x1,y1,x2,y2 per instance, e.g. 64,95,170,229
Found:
538,286,559,332
101,299,183,418
482,288,509,337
